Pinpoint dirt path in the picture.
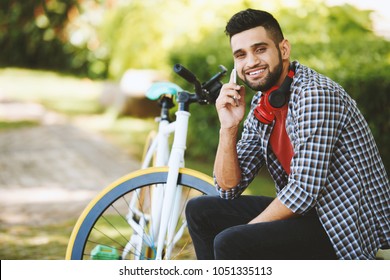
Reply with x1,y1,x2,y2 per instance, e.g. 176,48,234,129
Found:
0,101,140,226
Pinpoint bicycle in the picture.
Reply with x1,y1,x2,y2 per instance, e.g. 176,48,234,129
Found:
65,64,227,260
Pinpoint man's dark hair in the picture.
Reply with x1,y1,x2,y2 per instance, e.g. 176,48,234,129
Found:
225,9,284,45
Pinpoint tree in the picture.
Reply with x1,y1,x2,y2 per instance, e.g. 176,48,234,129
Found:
0,0,108,78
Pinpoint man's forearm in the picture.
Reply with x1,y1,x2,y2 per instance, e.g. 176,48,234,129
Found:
214,127,242,190
248,197,297,224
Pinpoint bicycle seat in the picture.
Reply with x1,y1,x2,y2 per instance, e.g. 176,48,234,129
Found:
146,82,183,100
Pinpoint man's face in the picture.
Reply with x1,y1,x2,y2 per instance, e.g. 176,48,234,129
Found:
231,26,283,92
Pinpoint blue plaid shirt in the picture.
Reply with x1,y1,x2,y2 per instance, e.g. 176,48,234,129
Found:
216,61,390,259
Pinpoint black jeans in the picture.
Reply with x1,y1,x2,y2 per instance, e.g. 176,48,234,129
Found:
185,195,337,260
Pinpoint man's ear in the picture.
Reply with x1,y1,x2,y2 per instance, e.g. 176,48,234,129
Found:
280,39,291,59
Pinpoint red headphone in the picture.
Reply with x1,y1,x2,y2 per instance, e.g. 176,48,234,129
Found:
254,66,295,124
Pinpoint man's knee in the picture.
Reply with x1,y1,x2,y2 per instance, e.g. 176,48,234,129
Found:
214,227,243,260
185,195,221,217
186,196,217,229
186,196,209,219
213,224,272,260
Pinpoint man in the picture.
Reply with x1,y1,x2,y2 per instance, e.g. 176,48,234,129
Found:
185,9,390,260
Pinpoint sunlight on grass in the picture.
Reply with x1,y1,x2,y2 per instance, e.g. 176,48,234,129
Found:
0,120,39,130
0,68,101,99
0,68,104,115
0,220,75,259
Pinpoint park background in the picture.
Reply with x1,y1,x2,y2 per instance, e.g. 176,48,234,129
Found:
0,0,389,259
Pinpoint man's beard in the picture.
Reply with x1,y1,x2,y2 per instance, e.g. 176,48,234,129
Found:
243,52,283,92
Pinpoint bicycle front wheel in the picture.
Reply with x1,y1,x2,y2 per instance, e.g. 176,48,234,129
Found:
66,167,217,260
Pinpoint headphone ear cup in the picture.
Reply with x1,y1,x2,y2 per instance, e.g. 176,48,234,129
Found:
268,88,288,108
254,66,295,124
254,100,274,124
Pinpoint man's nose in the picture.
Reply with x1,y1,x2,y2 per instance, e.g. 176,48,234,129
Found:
246,53,261,67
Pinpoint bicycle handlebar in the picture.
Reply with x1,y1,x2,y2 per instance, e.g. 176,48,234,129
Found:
173,64,204,101
173,64,199,85
173,63,227,104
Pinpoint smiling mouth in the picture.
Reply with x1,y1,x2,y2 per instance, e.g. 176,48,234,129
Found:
249,69,265,76
246,67,266,78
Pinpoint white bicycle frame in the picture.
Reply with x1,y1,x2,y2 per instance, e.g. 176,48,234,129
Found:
123,105,191,260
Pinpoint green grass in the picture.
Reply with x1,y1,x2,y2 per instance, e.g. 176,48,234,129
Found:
0,68,104,115
0,220,75,260
0,120,39,130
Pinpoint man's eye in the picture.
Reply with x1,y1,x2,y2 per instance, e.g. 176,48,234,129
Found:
256,48,266,53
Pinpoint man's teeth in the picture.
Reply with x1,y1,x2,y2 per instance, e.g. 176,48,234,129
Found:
249,69,265,75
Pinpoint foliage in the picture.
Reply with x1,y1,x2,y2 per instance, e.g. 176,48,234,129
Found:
338,64,390,169
98,0,243,79
0,0,108,78
98,1,168,78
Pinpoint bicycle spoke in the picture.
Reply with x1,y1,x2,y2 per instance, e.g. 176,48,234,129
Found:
132,185,156,247
122,196,155,259
164,186,201,259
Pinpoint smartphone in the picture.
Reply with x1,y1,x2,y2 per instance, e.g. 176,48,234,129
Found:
231,67,239,106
